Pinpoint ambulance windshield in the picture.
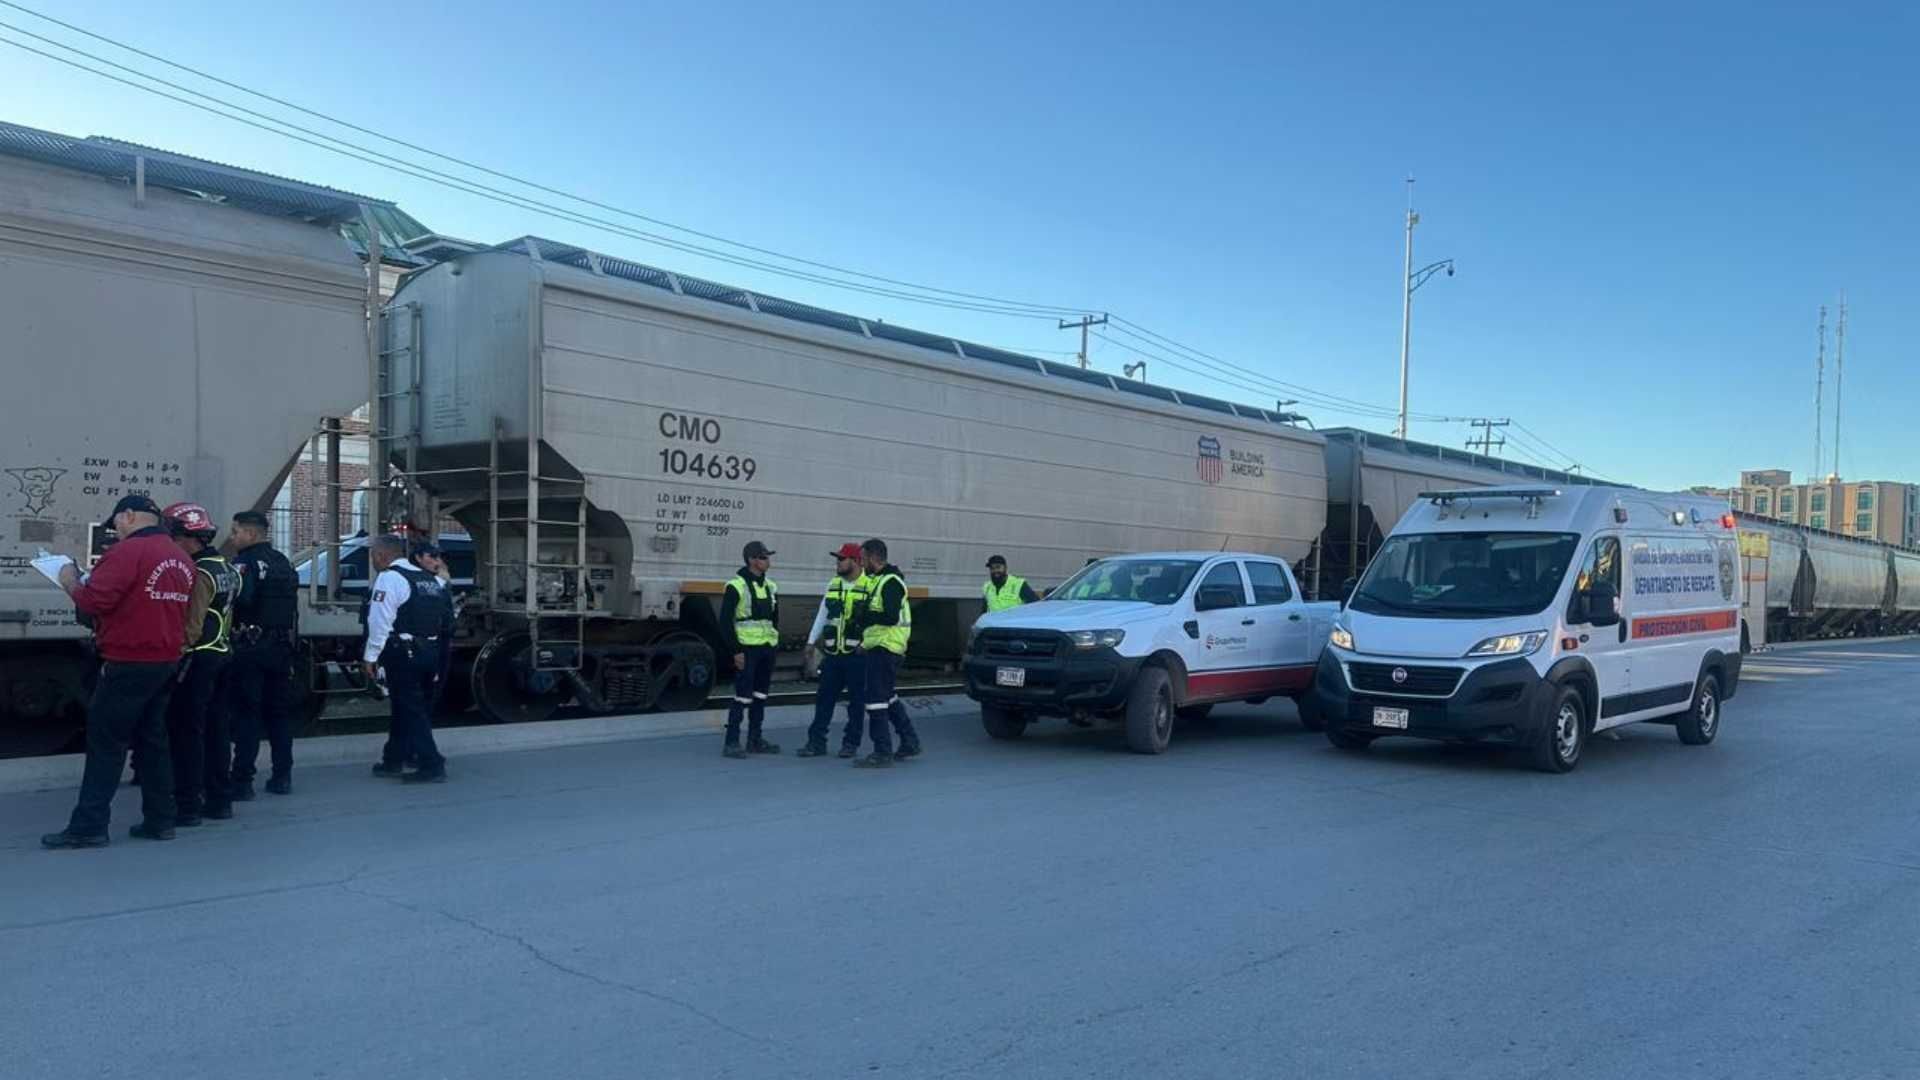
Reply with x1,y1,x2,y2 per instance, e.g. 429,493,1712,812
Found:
1350,532,1580,618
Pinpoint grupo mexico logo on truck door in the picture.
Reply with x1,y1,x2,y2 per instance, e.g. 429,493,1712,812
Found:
1196,436,1223,485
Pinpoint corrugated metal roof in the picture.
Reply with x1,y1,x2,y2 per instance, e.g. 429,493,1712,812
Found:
487,235,1327,437
0,119,393,224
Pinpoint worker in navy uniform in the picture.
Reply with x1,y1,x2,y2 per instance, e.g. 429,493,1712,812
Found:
411,541,458,713
226,510,299,798
849,538,922,768
720,540,782,759
161,502,243,825
363,535,452,782
799,542,869,758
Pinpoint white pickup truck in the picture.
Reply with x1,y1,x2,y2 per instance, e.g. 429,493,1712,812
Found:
964,551,1340,753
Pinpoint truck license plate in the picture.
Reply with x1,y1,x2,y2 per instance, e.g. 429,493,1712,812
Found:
995,667,1026,688
1372,706,1409,730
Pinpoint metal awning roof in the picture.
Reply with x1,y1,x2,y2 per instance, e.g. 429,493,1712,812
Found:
0,119,392,224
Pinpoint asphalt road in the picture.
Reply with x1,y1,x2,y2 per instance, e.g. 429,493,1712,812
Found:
5,639,1919,1079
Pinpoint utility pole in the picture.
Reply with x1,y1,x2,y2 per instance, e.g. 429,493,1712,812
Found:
1813,305,1827,481
1832,295,1846,481
1396,176,1454,439
1466,418,1510,456
1059,314,1108,369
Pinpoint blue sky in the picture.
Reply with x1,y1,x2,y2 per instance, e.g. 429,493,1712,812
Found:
2,1,1914,489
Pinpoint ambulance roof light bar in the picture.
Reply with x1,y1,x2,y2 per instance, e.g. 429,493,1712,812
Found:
1421,487,1563,520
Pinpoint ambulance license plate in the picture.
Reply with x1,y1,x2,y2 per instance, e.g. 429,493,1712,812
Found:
996,667,1027,688
1372,706,1409,730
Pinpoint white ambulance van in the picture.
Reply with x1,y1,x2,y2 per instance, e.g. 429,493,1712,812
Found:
1314,486,1743,773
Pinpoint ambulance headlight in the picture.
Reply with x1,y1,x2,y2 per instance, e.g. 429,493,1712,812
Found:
1329,625,1354,651
1465,631,1549,658
1067,629,1125,650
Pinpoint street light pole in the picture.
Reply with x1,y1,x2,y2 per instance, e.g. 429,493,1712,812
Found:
1395,176,1454,440
1397,178,1416,439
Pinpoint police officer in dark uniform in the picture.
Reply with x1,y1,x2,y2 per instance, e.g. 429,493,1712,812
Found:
363,535,451,782
226,510,298,798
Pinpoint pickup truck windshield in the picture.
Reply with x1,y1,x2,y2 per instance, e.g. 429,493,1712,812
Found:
1350,532,1579,619
1051,559,1203,605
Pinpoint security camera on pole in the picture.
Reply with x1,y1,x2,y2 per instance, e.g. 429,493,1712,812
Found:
1396,176,1455,440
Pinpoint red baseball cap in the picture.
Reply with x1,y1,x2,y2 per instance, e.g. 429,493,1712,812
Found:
831,542,863,560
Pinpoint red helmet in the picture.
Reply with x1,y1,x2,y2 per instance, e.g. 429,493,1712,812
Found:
162,502,216,538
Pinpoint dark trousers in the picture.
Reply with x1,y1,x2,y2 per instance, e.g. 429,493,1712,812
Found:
807,650,866,750
229,638,293,784
166,651,231,817
69,661,178,835
381,641,445,773
862,648,919,756
725,645,775,743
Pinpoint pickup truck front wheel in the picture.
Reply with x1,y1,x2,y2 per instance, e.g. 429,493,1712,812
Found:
980,702,1029,740
1125,667,1174,754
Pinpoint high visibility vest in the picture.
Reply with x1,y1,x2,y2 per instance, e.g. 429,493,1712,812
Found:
983,575,1028,612
191,552,243,654
822,574,871,655
727,574,779,647
861,572,912,656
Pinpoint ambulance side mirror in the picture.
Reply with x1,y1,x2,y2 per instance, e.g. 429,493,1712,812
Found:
1576,582,1620,627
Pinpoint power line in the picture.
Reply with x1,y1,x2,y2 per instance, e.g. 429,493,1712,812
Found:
0,0,1097,319
0,7,1579,449
1106,317,1468,422
0,27,1095,324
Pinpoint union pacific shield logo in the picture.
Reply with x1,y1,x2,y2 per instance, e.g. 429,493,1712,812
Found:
1196,436,1223,485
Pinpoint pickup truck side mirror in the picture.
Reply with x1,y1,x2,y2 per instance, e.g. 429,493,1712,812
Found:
1193,586,1240,612
1575,582,1620,628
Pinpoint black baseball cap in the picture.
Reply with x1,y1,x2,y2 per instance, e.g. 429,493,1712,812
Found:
986,554,1008,568
411,541,443,559
742,540,775,561
102,494,163,530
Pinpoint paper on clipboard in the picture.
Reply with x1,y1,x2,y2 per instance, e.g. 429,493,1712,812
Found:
30,549,76,588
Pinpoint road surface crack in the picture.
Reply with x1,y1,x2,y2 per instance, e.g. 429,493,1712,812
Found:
337,880,772,1048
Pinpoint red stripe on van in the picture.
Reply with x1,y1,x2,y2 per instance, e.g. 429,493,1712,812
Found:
1630,609,1738,640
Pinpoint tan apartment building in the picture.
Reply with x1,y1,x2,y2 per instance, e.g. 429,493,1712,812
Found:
1696,470,1919,547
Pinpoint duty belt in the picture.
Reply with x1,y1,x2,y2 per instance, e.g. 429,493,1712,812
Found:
233,624,294,646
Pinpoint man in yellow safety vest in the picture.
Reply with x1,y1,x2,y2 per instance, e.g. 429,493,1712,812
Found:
799,542,870,759
982,554,1041,614
721,540,782,759
850,538,921,768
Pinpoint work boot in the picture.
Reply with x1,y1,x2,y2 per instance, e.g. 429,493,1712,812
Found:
174,815,205,828
371,761,406,778
895,742,922,761
232,782,256,802
41,830,109,850
401,769,447,784
203,804,234,821
795,742,830,758
747,737,781,755
853,753,895,769
722,742,748,760
265,776,292,796
838,745,858,759
128,822,175,841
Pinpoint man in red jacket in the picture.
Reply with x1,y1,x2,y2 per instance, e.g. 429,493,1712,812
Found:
41,494,197,849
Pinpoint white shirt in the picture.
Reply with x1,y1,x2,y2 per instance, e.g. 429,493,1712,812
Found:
363,558,420,662
806,573,865,647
